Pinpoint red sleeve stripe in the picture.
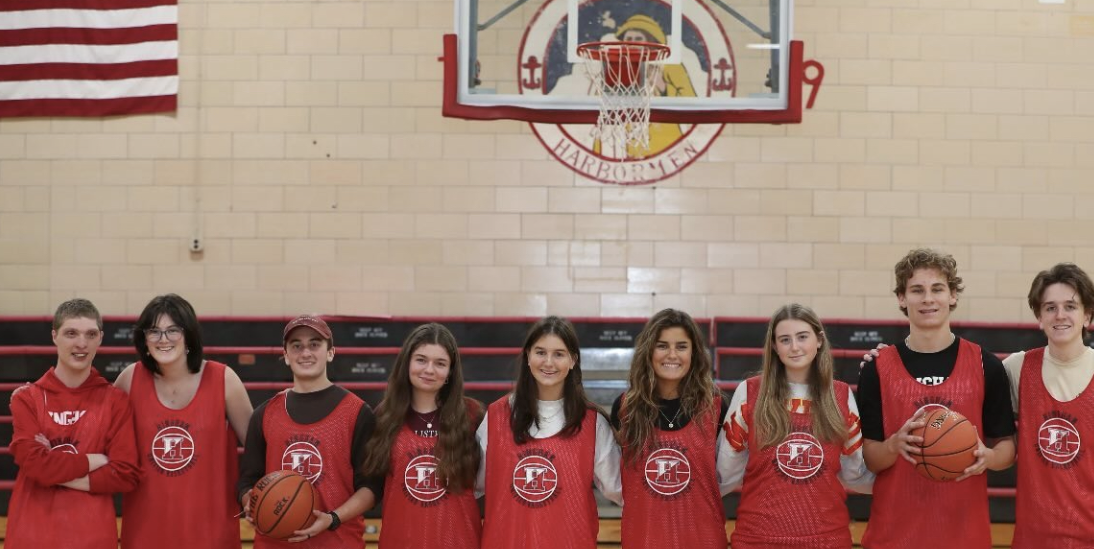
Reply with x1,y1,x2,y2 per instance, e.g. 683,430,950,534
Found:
843,437,863,456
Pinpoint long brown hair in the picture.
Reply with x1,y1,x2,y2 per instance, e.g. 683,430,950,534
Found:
510,316,598,444
619,309,716,464
753,304,846,448
361,323,481,493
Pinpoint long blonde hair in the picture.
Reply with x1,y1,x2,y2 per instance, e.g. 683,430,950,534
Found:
619,309,716,464
753,304,846,448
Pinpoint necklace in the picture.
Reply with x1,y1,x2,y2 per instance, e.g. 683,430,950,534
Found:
414,409,438,429
539,405,564,423
905,332,955,353
658,406,683,428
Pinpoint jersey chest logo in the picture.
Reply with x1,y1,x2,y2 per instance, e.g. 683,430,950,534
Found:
283,441,324,483
404,454,446,503
152,424,196,473
1038,416,1081,465
912,401,952,418
512,454,558,504
775,432,824,480
644,447,691,496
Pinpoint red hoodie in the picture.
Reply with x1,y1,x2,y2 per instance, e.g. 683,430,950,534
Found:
8,367,142,549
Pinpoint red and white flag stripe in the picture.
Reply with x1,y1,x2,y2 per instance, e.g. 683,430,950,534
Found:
0,0,177,118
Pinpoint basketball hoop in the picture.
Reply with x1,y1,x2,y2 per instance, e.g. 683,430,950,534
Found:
576,41,670,159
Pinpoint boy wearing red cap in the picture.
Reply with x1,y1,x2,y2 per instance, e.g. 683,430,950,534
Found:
237,315,379,548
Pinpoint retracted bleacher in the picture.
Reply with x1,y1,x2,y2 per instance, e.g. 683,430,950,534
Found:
0,315,1035,523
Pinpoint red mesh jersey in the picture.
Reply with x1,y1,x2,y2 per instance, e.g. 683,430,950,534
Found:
1012,347,1094,548
258,390,365,549
122,361,241,549
620,396,726,548
379,415,481,548
731,378,852,549
481,397,598,549
862,339,991,549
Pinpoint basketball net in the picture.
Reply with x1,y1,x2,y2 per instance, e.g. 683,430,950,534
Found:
577,41,670,160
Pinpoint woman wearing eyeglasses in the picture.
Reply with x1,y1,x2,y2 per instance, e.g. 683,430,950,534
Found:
114,294,254,549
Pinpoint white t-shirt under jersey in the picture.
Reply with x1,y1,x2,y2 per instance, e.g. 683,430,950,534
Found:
474,397,623,505
1003,346,1094,414
717,381,874,495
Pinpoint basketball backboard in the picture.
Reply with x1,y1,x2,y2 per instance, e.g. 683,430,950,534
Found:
444,0,816,124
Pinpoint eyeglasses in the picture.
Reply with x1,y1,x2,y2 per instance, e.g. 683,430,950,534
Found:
144,326,184,342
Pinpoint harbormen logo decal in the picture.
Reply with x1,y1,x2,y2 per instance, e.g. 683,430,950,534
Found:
521,0,734,185
644,447,691,496
1038,414,1081,466
404,453,447,503
283,437,324,483
151,421,196,475
512,449,558,505
775,432,824,480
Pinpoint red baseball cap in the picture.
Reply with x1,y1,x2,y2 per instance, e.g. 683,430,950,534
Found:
283,315,333,344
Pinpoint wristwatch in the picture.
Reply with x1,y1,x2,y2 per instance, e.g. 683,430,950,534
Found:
326,511,341,531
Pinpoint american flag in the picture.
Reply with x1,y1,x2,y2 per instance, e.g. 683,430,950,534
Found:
0,0,178,118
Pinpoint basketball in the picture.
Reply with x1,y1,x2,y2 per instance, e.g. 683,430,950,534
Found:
912,408,979,481
249,470,318,540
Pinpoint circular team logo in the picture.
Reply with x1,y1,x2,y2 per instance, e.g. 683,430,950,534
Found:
282,442,324,483
151,426,195,472
913,403,950,418
1038,417,1081,465
521,0,734,185
512,455,558,503
51,443,78,455
775,432,824,480
644,447,691,496
404,454,446,502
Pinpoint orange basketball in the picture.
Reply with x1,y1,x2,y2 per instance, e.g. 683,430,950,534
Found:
911,408,979,481
250,470,318,540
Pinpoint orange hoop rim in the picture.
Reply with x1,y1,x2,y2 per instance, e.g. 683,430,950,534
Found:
575,41,671,63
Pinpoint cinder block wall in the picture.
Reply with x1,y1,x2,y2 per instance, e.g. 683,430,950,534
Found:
2,0,1093,322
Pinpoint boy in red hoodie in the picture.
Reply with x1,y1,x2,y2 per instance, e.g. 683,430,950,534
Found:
8,298,142,548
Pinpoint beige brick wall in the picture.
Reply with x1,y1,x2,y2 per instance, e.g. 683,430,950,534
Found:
2,0,1094,323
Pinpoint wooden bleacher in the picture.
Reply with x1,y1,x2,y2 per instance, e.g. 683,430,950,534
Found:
0,517,1018,548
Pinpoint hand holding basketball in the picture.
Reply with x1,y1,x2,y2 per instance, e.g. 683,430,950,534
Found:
284,510,334,543
886,409,927,465
954,438,990,482
250,470,318,540
241,489,254,524
910,408,979,481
